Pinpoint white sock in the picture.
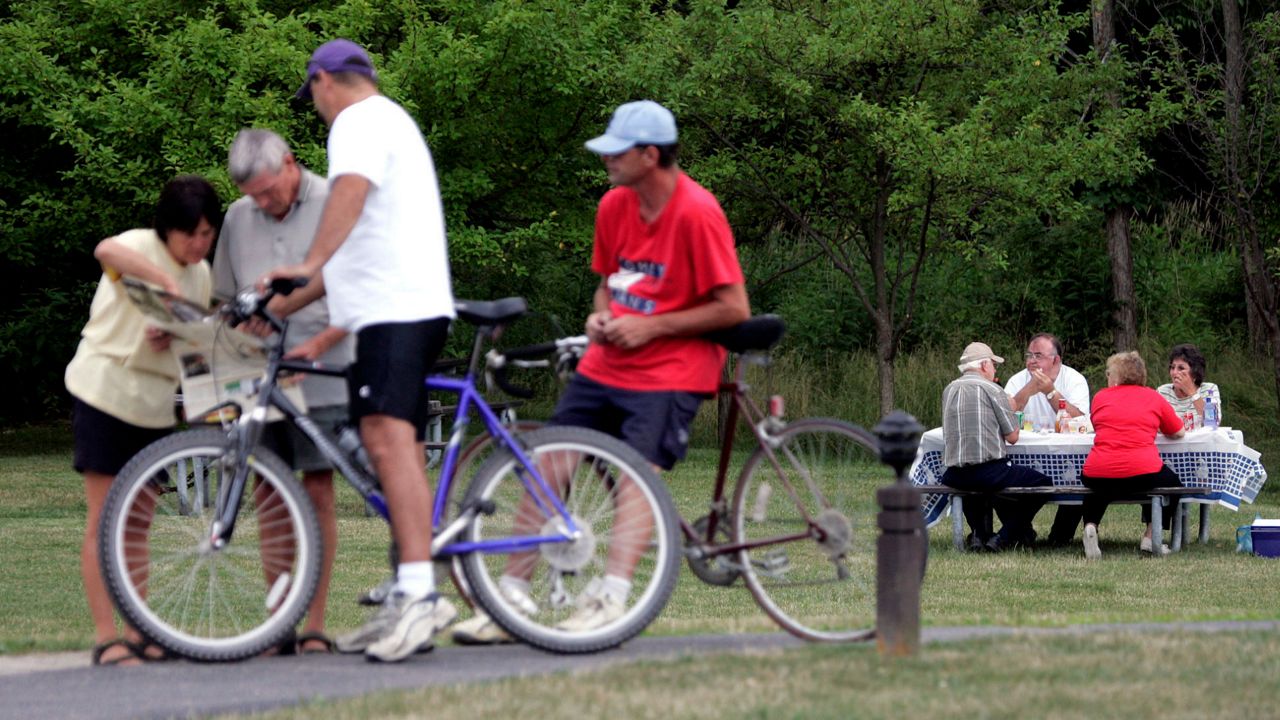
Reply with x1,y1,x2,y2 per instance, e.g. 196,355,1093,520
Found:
600,574,631,604
395,561,435,598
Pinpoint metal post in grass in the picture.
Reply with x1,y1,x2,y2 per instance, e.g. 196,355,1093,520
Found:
873,410,925,657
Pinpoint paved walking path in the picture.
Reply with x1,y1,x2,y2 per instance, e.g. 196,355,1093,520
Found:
2,621,1276,719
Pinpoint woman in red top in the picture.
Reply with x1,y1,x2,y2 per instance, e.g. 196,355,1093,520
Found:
1080,352,1185,560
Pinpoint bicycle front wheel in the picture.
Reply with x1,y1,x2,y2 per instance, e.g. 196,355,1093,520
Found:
459,426,680,654
99,428,321,661
732,418,882,642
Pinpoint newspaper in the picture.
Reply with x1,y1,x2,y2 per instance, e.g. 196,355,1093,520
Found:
122,279,307,422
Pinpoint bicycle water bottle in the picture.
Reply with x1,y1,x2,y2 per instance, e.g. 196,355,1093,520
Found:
337,424,374,477
1203,388,1220,430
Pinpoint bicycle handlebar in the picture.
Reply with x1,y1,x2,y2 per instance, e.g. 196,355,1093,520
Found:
485,335,587,399
225,277,308,331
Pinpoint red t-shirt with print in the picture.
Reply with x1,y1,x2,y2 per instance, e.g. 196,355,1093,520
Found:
1083,384,1184,478
576,172,745,393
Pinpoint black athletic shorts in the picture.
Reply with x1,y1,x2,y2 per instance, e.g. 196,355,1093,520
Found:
349,318,450,442
72,398,171,476
549,374,706,471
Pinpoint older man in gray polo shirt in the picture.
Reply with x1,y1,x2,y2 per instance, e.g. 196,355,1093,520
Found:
940,341,1051,552
212,128,354,654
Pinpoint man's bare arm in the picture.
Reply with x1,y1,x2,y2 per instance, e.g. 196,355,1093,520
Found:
264,174,370,285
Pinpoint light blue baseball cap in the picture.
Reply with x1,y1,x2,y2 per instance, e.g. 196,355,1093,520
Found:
584,100,678,155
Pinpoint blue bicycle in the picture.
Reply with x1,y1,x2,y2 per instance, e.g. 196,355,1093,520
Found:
98,281,680,660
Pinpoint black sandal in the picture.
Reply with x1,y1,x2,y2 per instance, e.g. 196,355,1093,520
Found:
91,638,143,666
295,631,335,655
137,642,175,662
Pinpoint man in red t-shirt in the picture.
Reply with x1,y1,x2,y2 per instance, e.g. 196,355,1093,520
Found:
451,100,749,644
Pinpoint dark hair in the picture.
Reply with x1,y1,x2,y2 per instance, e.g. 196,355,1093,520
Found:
635,143,679,168
154,175,223,242
1028,332,1063,357
1168,343,1207,386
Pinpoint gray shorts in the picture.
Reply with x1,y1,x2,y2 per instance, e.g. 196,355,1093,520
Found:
262,404,349,474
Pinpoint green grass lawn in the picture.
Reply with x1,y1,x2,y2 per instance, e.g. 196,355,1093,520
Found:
3,427,1278,654
6,424,1280,718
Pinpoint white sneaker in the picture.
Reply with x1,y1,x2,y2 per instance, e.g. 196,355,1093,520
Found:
556,592,625,633
364,592,458,663
1083,523,1102,560
335,597,403,653
1139,536,1171,556
451,612,514,645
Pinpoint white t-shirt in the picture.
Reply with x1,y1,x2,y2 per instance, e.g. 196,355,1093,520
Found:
1004,364,1090,427
323,95,455,331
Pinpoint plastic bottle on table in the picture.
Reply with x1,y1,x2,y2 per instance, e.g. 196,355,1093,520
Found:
1054,398,1069,433
1203,388,1220,430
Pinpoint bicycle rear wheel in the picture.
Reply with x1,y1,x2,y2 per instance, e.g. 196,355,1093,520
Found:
732,418,882,642
459,426,680,654
445,420,546,609
99,428,321,661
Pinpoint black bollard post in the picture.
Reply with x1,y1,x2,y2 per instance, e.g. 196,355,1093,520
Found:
873,410,926,657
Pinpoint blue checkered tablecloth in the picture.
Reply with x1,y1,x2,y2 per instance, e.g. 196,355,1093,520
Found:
908,427,1268,528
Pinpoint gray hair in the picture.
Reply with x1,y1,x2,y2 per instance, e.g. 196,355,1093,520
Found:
958,358,986,374
227,129,291,184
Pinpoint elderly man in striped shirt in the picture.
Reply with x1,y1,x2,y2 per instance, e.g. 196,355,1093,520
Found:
940,342,1051,552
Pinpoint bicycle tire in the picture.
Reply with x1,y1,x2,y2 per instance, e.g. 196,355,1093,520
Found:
459,426,680,654
731,418,882,642
99,428,321,661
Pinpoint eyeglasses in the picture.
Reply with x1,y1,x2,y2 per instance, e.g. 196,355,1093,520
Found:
1024,352,1057,361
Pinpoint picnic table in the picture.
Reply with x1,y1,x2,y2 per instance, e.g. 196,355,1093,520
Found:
908,426,1268,548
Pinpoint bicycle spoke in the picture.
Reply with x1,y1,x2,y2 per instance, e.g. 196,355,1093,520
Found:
99,429,320,660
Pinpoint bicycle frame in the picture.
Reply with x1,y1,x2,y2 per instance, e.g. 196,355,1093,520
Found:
209,315,582,560
683,354,826,560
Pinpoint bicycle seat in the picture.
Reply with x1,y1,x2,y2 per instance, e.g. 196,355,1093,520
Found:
454,297,528,327
704,315,786,354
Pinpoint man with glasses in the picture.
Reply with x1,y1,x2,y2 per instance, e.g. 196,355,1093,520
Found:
941,342,1051,552
1004,332,1090,545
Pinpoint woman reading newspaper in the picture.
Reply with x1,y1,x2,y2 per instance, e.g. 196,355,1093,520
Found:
63,175,222,666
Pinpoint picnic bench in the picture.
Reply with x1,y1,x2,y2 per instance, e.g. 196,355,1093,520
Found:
908,426,1268,555
922,485,1209,555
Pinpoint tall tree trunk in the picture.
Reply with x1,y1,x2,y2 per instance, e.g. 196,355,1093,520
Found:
1220,0,1280,414
877,339,896,420
1220,0,1269,354
870,155,898,418
1092,0,1138,351
1107,207,1137,350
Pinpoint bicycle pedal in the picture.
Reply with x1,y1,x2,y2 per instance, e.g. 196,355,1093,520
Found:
752,551,790,577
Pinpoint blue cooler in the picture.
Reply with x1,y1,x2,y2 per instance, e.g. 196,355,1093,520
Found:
1250,520,1280,558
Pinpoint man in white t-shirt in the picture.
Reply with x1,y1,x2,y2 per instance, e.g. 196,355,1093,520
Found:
1004,332,1090,545
267,38,456,663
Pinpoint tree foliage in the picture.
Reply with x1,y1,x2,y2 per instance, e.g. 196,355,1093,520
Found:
0,0,1271,424
614,0,1176,412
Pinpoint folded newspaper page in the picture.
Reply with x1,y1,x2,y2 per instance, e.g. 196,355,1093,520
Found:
122,279,307,422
